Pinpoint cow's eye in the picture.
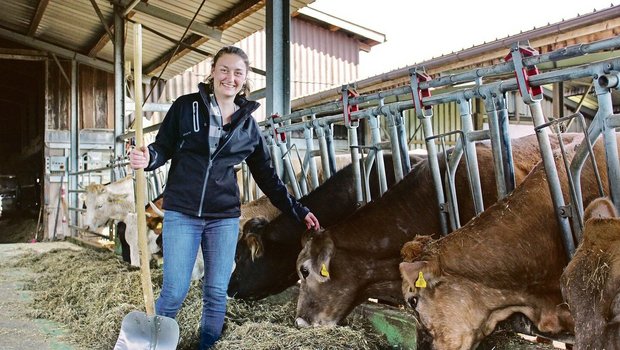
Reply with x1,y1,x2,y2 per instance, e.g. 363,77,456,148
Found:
299,266,309,279
96,204,103,209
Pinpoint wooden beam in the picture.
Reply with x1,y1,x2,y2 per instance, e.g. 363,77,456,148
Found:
144,34,209,75
87,11,136,57
210,0,264,30
142,0,265,77
0,48,47,61
133,19,212,57
87,27,113,57
89,0,114,41
132,2,223,41
28,0,51,36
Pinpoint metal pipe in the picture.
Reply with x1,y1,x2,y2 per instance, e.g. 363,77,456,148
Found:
394,109,412,175
314,120,332,181
597,86,620,213
304,117,320,190
482,92,508,199
496,93,516,193
347,124,364,205
531,101,575,257
368,110,388,195
385,112,404,182
278,142,302,199
458,98,484,214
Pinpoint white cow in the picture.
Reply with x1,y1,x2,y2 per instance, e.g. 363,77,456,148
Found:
0,194,3,218
82,176,204,280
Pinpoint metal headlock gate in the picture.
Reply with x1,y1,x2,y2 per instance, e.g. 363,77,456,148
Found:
262,35,620,259
58,35,620,259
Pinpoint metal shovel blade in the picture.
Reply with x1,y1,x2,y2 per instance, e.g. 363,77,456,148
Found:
114,311,180,350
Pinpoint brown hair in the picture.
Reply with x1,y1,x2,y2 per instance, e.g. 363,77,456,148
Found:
206,46,252,97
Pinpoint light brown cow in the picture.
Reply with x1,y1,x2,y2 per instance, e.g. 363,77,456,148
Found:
397,137,614,349
294,133,578,328
561,197,620,349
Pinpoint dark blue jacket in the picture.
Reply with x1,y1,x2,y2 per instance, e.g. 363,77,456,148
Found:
145,91,309,221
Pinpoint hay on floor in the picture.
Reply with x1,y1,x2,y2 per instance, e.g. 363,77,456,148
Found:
12,248,390,350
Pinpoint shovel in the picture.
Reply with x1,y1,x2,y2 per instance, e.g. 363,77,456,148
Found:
115,23,179,350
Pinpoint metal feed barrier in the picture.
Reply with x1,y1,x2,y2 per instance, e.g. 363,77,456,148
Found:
263,36,620,259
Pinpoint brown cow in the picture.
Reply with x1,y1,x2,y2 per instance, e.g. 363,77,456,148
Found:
228,152,423,299
294,133,582,328
561,197,620,349
397,137,614,349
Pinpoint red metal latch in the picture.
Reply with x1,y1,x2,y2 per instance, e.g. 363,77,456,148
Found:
270,114,286,144
505,45,543,102
340,86,359,128
410,69,433,118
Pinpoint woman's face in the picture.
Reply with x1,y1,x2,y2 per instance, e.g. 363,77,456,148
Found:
211,53,247,99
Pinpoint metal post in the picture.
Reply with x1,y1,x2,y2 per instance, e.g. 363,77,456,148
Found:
265,0,290,116
495,92,516,192
509,43,574,258
410,68,449,235
385,111,404,182
596,81,620,213
368,108,388,195
69,60,79,236
314,119,331,181
113,5,125,178
394,109,412,175
458,97,484,214
304,116,319,190
481,91,508,199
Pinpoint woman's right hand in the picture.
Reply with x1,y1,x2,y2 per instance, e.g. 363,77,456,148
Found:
129,146,150,170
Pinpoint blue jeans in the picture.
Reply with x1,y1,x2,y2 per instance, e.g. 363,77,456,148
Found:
155,210,239,349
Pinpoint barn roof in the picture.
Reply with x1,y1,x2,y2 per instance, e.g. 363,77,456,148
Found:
0,0,318,81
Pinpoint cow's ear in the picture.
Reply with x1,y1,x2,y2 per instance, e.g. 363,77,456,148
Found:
244,233,264,261
242,216,269,237
301,226,324,248
584,197,618,221
401,235,433,261
311,231,333,283
400,261,436,291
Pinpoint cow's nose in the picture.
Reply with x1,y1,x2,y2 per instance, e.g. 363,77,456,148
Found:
295,317,310,328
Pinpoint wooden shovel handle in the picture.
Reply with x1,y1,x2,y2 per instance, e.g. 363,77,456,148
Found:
133,23,155,316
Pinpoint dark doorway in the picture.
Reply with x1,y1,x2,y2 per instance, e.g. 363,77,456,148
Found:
0,56,45,242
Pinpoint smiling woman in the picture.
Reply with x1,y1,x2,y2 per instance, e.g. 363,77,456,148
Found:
128,46,321,349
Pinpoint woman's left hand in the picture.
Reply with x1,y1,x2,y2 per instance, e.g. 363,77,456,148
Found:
304,212,320,231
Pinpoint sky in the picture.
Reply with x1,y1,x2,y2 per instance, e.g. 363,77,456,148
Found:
310,0,617,79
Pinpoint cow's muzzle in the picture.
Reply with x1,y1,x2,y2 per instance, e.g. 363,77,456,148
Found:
295,317,310,328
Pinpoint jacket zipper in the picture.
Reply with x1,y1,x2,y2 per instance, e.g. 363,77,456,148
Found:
197,116,247,217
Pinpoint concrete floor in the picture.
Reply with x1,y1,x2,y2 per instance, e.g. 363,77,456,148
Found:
0,242,83,350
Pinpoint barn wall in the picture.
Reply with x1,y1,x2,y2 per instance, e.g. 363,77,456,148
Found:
153,17,361,123
46,60,115,131
44,59,117,240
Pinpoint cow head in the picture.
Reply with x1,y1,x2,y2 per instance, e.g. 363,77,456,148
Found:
228,216,303,299
294,229,368,327
82,177,135,231
562,197,620,349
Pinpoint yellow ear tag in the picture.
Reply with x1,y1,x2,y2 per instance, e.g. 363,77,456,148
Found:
415,271,427,288
320,263,330,277
156,223,162,230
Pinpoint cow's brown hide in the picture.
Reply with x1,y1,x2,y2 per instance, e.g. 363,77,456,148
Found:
562,197,620,350
398,136,615,349
294,133,582,329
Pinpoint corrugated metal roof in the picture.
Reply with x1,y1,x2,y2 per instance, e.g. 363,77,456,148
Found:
0,0,314,80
